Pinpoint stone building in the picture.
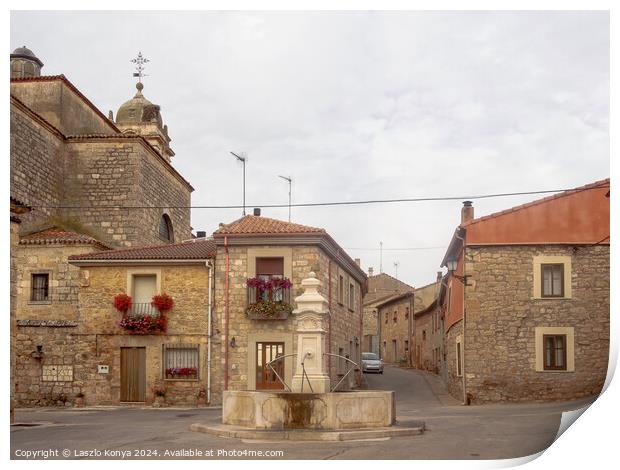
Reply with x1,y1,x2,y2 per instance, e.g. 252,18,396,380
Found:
375,293,414,364
362,272,414,356
10,47,194,406
411,276,444,374
212,213,367,402
441,179,610,404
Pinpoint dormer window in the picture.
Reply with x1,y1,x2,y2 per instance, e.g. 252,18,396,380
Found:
159,214,174,242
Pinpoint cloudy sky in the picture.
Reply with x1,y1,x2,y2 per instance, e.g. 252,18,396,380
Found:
10,11,609,287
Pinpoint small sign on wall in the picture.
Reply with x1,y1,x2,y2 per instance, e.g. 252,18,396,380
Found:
97,364,109,374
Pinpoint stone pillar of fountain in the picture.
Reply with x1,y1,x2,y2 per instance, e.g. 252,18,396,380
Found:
291,272,330,393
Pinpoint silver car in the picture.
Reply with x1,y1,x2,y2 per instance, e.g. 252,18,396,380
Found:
361,352,384,374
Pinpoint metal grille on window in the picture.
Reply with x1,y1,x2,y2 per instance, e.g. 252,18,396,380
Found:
31,274,49,301
164,344,199,380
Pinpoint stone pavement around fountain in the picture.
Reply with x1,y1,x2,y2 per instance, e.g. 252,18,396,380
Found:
11,366,597,459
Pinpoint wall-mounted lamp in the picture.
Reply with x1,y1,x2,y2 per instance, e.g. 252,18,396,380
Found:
446,258,470,285
31,345,43,360
230,337,236,348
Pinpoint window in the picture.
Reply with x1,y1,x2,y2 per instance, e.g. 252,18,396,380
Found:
385,311,388,324
338,275,344,304
543,335,567,371
393,310,397,323
535,327,574,372
164,344,199,380
404,340,409,352
456,339,462,377
533,256,572,299
256,257,284,301
131,274,157,315
422,330,426,341
31,273,49,301
159,214,174,242
405,307,409,320
349,282,355,310
541,264,564,297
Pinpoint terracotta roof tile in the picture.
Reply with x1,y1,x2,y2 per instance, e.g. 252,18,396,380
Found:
462,178,610,227
68,238,216,262
20,228,109,249
213,215,326,236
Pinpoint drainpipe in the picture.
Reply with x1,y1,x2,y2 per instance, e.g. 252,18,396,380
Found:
410,290,415,367
206,259,214,403
224,236,230,391
455,230,468,405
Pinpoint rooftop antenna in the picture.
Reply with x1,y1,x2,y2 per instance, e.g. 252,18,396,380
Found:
230,151,247,216
394,261,400,280
278,175,292,222
379,241,383,273
131,51,149,83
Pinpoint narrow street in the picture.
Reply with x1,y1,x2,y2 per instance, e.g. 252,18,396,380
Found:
11,365,596,460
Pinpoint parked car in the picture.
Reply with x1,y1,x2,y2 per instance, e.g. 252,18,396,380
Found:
361,352,384,374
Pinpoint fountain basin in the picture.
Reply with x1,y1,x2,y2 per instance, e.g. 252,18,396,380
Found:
222,390,395,430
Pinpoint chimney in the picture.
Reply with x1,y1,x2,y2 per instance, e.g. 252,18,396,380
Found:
218,222,224,228
437,271,442,282
354,258,361,266
461,201,474,224
368,267,374,276
253,208,261,216
196,230,207,238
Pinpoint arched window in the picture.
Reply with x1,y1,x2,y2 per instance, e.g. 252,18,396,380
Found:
159,214,174,242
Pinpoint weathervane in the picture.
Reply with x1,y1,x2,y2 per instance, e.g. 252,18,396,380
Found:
131,52,149,83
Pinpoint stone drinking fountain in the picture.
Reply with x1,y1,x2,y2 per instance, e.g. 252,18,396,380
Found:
191,273,424,441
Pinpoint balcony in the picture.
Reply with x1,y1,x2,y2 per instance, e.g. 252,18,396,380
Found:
118,303,167,334
246,277,293,320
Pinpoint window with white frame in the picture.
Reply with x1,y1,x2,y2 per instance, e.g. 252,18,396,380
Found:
164,344,199,380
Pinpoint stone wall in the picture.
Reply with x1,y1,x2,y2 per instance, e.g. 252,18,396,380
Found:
10,103,64,225
13,263,212,406
461,244,609,403
61,140,192,247
412,304,443,373
11,79,117,136
377,296,412,363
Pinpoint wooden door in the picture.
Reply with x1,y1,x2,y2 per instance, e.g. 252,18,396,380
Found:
256,342,284,390
120,347,146,402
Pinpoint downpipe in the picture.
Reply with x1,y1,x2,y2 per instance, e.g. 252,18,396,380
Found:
206,259,214,404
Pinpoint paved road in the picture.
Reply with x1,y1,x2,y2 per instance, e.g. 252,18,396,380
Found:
11,366,596,460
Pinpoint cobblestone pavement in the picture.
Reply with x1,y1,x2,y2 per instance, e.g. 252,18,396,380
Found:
11,366,596,460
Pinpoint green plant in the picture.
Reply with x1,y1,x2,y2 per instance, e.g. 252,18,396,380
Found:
246,300,292,317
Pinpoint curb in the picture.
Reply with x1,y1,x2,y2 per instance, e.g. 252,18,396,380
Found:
189,420,425,442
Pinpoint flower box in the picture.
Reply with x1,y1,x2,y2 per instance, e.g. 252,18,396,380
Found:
246,300,293,320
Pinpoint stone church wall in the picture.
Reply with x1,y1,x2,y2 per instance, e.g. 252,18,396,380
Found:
10,103,64,224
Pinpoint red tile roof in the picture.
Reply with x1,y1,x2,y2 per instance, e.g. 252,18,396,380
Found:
462,178,610,227
213,215,326,236
68,238,216,262
20,228,109,249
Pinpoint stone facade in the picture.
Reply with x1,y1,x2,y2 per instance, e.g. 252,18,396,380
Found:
213,243,364,403
12,263,211,407
445,319,464,402
411,280,443,373
362,273,414,356
377,294,413,364
460,244,609,403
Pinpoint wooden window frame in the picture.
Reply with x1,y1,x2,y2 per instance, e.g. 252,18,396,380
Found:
30,273,50,302
541,263,565,298
338,274,344,305
543,334,567,371
348,282,355,311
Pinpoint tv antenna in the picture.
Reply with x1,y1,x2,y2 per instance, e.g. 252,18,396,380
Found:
230,151,247,216
394,261,400,280
278,175,292,222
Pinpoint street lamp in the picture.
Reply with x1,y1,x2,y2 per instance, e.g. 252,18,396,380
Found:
446,257,469,285
230,151,247,216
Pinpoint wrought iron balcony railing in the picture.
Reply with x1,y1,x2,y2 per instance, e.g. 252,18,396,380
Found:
126,302,160,317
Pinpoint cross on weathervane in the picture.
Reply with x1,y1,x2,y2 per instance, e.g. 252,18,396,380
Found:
130,52,149,83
